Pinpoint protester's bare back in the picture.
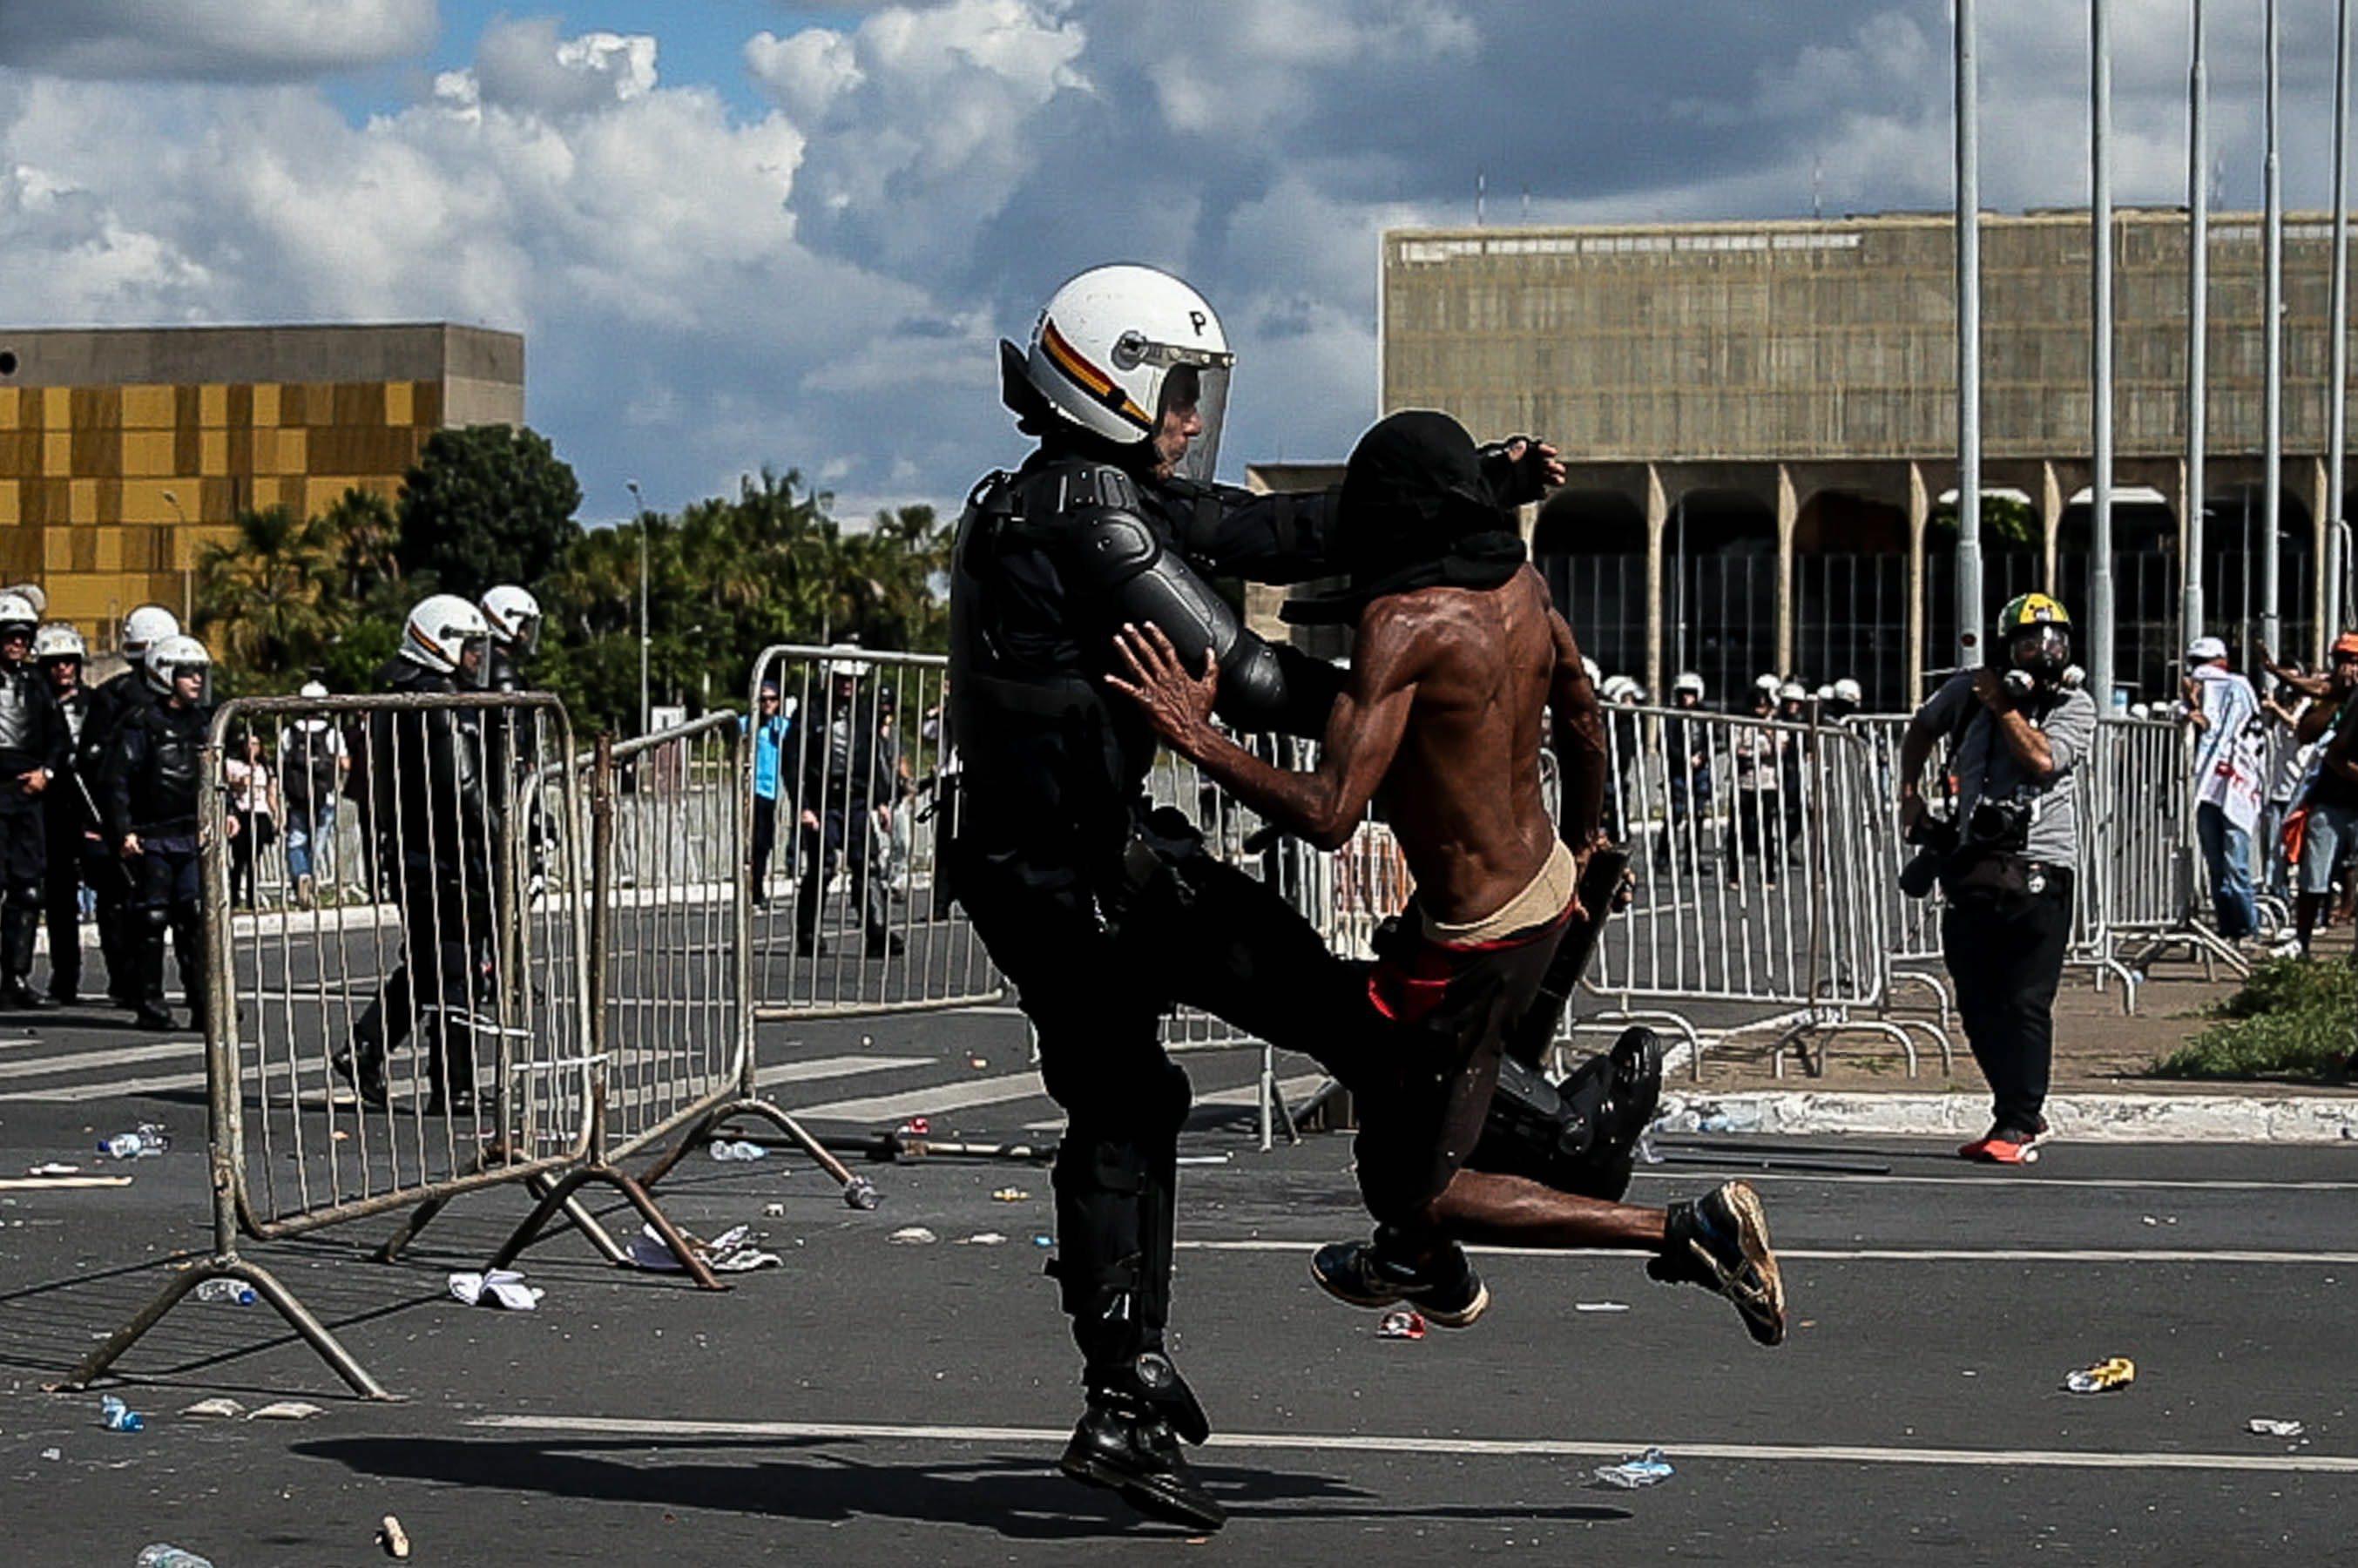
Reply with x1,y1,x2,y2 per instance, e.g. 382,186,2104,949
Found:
1363,564,1562,925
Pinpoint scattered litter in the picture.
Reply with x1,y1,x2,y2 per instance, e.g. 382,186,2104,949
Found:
2064,1356,2137,1395
2141,1216,2159,1227
1176,1154,1231,1166
860,1034,874,1048
1592,1448,1675,1489
1032,1234,1054,1247
845,1178,881,1211
990,1187,1030,1202
378,1513,410,1560
1574,1301,1632,1314
956,1232,1008,1247
763,1203,787,1218
182,1398,246,1420
38,1447,58,1461
27,1162,78,1177
331,1129,349,1142
897,1117,930,1136
2248,1418,2306,1438
968,1056,989,1070
623,1223,781,1274
447,1269,543,1310
1376,1308,1426,1341
1633,1129,1665,1166
134,1546,213,1568
707,1139,768,1162
888,1226,938,1246
98,1124,170,1160
193,1279,256,1306
247,1400,326,1421
98,1395,145,1433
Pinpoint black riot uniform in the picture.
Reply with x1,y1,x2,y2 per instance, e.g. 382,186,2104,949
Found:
794,672,901,956
337,654,497,1112
100,682,211,1031
40,660,101,1004
79,667,159,1005
0,648,63,1006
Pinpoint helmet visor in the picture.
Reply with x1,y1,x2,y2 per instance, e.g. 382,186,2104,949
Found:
2009,624,2071,674
1158,359,1230,483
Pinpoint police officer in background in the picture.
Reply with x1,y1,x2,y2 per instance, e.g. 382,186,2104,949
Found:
81,605,179,1008
0,594,60,1009
794,651,901,958
100,635,216,1031
334,595,496,1113
34,624,100,1004
1897,593,2097,1165
949,264,1561,1529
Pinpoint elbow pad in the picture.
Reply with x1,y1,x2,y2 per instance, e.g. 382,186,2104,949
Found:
1070,508,1335,736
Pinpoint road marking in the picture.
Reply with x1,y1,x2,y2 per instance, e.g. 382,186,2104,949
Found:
0,1040,200,1081
792,1071,1049,1123
1174,1240,2358,1265
1632,1170,2358,1194
466,1414,2358,1476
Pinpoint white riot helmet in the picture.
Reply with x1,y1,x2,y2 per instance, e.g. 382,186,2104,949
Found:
1777,681,1807,705
480,584,543,655
32,622,84,664
0,593,37,643
1581,656,1602,686
1007,264,1235,482
3,584,46,617
121,605,179,662
401,592,491,682
1832,677,1863,706
145,634,212,702
299,679,328,700
1599,674,1635,704
1672,671,1706,700
824,642,872,682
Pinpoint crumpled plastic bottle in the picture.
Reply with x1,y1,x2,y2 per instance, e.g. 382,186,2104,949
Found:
707,1139,767,1162
1592,1447,1674,1489
193,1279,258,1306
98,1395,145,1433
136,1546,216,1568
98,1123,171,1160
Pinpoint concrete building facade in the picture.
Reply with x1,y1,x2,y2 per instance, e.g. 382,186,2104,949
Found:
0,323,523,639
1377,209,2355,706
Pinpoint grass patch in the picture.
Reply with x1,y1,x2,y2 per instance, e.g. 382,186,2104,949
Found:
2150,957,2358,1082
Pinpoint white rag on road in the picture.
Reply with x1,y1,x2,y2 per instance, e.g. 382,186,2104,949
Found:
2191,666,2266,834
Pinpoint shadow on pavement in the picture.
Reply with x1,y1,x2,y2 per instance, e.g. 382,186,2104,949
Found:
294,1435,1635,1537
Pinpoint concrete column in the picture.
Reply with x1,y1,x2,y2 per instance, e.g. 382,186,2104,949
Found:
1644,464,1669,703
1516,500,1540,550
2309,455,2334,664
2041,459,2065,595
1907,461,1930,706
1775,463,1798,674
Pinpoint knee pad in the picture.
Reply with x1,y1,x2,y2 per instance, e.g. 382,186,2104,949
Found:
1469,1031,1662,1204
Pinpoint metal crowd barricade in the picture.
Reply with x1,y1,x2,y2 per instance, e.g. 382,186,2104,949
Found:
1841,713,1957,1027
63,692,747,1399
2097,713,2247,985
1591,702,1948,1078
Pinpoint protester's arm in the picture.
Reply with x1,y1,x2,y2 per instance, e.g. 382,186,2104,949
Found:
2259,642,2333,700
1108,610,1423,853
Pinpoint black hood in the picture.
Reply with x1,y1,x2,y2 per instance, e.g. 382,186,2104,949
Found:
1281,409,1524,626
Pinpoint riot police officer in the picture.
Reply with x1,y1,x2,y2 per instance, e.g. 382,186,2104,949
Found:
479,585,542,695
334,595,495,1114
947,265,1564,1529
34,623,101,1004
0,594,60,1008
794,650,901,958
100,635,215,1031
81,605,179,1008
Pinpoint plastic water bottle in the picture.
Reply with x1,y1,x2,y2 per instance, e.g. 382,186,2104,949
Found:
1592,1446,1674,1489
193,1279,257,1306
98,1395,145,1433
708,1139,767,1161
98,1124,170,1159
136,1547,216,1568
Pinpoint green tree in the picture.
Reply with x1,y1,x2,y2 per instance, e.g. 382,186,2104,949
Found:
1929,495,2041,546
191,504,339,688
395,424,584,597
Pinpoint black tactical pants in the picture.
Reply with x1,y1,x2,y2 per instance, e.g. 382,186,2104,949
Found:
128,835,202,1021
0,796,44,984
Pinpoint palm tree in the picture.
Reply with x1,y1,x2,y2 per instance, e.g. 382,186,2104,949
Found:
192,504,339,683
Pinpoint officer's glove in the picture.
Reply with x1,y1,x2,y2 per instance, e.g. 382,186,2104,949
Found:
1479,436,1554,509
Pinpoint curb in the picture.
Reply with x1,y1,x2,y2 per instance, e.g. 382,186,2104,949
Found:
1658,1090,2358,1145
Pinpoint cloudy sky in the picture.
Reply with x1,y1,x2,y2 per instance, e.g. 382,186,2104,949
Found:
2,1,2354,522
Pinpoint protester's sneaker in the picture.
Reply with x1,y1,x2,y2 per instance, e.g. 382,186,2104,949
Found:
1958,1126,2041,1165
1649,1179,1787,1346
1309,1236,1490,1328
1059,1394,1226,1532
330,1047,390,1110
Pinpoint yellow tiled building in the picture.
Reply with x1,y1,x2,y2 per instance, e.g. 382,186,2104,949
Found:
0,323,524,640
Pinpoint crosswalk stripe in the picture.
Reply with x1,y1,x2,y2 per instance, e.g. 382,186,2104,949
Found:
0,1040,199,1081
791,1070,1049,1124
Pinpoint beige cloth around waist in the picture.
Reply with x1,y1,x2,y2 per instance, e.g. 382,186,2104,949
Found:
1422,838,1578,948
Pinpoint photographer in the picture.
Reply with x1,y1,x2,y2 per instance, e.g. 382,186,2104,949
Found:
1896,593,2097,1165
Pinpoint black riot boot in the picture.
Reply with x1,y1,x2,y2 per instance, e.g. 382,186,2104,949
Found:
0,895,44,1008
130,916,173,1031
1059,1390,1226,1531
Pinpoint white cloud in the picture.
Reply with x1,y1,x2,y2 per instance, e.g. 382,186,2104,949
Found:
472,20,659,118
0,0,437,81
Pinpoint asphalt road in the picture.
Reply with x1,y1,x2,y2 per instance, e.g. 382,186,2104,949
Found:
0,993,2353,1565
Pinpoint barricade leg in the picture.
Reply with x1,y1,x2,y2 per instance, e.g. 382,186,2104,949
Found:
638,1096,881,1210
483,1162,727,1291
375,1166,625,1267
56,1253,392,1402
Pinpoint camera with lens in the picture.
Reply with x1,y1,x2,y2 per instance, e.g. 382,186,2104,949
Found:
1964,794,2034,855
1897,809,1960,899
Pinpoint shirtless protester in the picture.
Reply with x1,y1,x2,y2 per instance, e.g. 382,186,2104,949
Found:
1110,409,1786,1346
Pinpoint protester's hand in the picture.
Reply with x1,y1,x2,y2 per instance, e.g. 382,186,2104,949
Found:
875,805,892,833
1107,623,1219,748
120,834,141,859
1899,793,1929,834
2258,639,2278,672
17,769,43,798
1970,669,2006,710
225,814,240,840
800,808,819,831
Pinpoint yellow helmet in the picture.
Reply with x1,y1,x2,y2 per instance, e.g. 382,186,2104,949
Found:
1994,592,2071,678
